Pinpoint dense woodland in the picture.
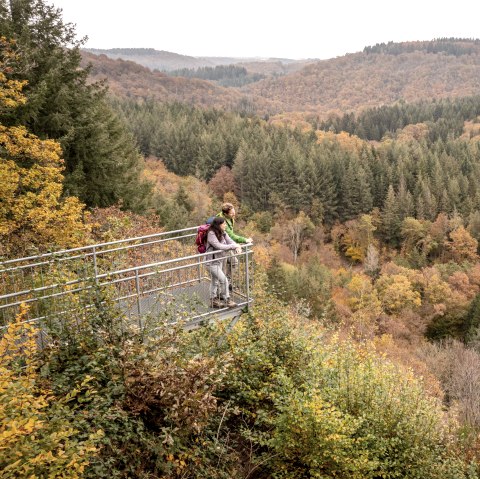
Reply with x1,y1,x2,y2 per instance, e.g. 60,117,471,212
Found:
169,65,266,87
364,38,480,56
244,38,480,114
3,1,480,477
317,95,480,142
113,98,480,230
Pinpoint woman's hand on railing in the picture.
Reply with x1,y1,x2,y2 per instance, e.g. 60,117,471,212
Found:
235,247,242,255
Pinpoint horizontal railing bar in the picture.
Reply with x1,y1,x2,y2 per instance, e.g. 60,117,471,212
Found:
0,232,197,274
142,278,204,296
0,256,89,274
0,283,93,310
0,276,88,303
95,245,252,279
94,233,196,257
0,246,252,302
0,226,199,267
167,301,249,327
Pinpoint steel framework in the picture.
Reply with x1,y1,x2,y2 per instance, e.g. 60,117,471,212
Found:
0,226,254,338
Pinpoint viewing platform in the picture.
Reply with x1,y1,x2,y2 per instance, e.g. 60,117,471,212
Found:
0,227,254,342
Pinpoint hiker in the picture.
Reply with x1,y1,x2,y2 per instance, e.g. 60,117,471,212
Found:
218,203,253,245
205,216,241,308
218,203,252,287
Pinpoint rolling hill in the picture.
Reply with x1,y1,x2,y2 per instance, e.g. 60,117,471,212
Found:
82,40,480,117
81,51,267,111
243,40,480,116
82,47,306,72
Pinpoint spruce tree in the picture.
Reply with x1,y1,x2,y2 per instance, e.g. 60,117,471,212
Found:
381,185,401,245
0,0,150,210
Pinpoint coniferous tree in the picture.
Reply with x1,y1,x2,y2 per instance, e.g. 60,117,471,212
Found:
0,0,150,210
381,185,402,245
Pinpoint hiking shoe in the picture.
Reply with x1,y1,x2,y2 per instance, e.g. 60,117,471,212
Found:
210,298,223,308
224,299,237,308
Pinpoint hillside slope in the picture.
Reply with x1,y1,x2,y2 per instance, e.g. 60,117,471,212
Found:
81,51,257,110
244,41,480,115
83,47,304,72
83,48,212,71
83,40,480,116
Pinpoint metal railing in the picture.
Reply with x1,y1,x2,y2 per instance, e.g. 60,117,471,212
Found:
0,226,254,336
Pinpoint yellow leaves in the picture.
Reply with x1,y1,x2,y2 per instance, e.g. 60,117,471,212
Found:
0,304,100,477
0,125,62,164
345,244,364,262
422,270,453,306
376,273,421,314
0,40,90,255
0,124,90,254
315,130,367,153
0,37,27,110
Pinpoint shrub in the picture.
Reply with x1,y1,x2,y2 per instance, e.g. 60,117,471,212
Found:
0,305,101,478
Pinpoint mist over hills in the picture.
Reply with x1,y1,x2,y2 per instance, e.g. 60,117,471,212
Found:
83,47,311,72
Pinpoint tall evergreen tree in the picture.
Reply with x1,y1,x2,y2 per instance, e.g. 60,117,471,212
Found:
381,185,402,245
0,0,150,210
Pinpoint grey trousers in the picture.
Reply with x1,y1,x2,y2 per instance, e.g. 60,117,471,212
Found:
226,250,238,279
205,262,230,300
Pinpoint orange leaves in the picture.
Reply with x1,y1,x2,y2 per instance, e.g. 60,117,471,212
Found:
445,226,478,263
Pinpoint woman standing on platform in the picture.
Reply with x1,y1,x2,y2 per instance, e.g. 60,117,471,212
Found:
205,217,241,308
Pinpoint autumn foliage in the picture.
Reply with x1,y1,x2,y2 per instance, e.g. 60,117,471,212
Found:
0,305,101,478
0,38,90,257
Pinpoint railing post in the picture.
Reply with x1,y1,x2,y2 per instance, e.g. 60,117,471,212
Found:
197,255,202,283
92,246,98,284
135,268,142,327
245,245,251,308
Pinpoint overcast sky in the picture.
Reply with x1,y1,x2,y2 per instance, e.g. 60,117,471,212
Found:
49,0,479,60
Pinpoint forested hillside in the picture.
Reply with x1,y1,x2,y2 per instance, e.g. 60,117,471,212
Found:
168,65,266,88
84,47,214,71
3,2,480,477
84,39,480,117
317,95,480,141
244,39,480,115
113,98,480,228
81,51,268,112
83,47,305,72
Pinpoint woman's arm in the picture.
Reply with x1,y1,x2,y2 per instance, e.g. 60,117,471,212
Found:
207,231,237,251
224,232,239,246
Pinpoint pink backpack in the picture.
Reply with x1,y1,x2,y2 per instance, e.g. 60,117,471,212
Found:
195,224,211,254
195,217,216,253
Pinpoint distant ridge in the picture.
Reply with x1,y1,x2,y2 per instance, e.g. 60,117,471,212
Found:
83,40,480,117
243,39,480,115
363,38,480,56
80,51,270,111
83,48,209,71
82,47,304,72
